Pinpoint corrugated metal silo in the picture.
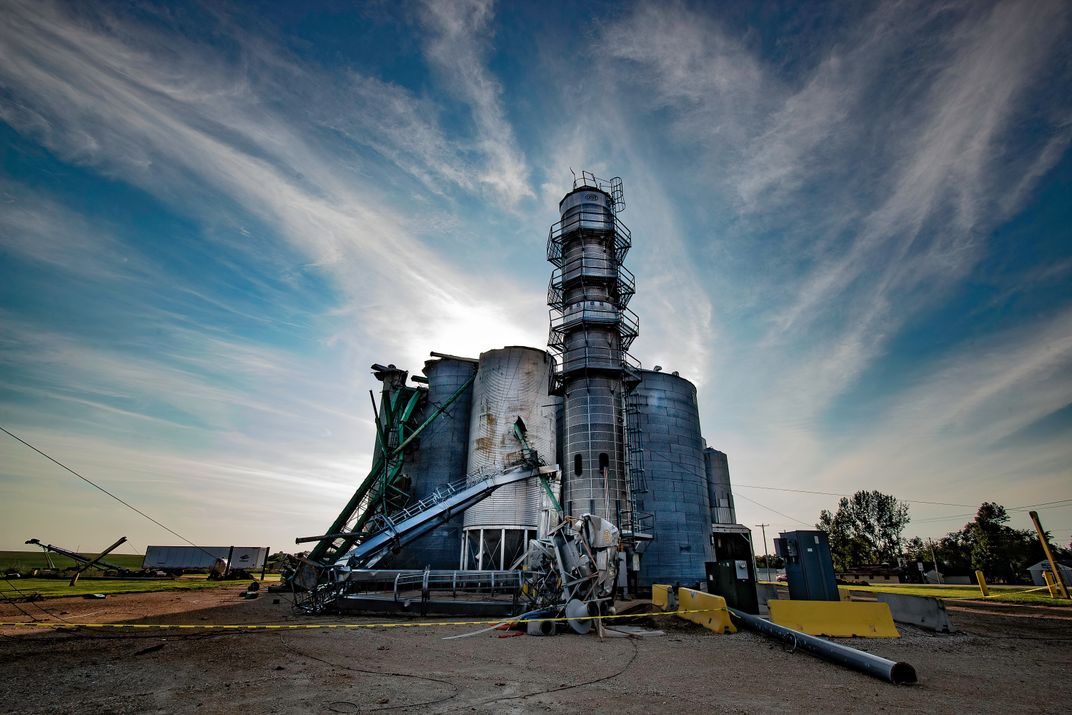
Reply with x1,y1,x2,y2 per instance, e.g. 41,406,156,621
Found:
462,346,557,570
631,369,714,587
387,355,477,569
704,447,736,525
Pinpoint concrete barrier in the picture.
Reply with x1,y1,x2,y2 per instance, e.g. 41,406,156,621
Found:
874,592,953,633
757,583,780,608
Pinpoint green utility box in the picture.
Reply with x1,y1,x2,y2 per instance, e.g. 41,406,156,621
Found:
705,525,759,614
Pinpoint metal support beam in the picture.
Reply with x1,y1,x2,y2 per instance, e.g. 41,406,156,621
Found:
26,538,128,574
331,466,557,571
69,536,128,586
308,371,475,564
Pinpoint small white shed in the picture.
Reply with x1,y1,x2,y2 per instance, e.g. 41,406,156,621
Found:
1027,560,1072,587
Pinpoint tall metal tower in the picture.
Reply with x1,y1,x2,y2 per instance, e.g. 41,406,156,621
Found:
546,172,647,545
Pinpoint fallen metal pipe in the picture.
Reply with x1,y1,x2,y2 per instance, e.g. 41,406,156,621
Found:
729,607,917,685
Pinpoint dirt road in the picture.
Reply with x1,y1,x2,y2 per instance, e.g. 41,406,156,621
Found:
1,587,1069,713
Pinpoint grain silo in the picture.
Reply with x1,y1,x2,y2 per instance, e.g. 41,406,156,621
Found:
704,447,736,525
310,171,748,602
546,175,641,536
631,369,715,587
461,347,558,570
387,354,476,569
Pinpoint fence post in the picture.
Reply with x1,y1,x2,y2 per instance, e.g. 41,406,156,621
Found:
974,570,989,597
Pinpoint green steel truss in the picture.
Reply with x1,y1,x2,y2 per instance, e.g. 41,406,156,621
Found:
307,371,476,565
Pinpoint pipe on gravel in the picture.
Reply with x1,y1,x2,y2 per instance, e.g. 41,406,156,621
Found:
728,607,917,685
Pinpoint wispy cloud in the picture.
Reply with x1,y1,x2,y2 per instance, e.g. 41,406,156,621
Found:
0,0,542,369
593,0,1072,533
1,0,1068,550
810,304,1072,522
0,0,548,548
419,0,533,205
321,73,475,196
0,184,148,283
601,0,1071,415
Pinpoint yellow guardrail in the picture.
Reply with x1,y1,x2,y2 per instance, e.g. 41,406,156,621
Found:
652,584,673,610
651,585,735,634
768,600,899,638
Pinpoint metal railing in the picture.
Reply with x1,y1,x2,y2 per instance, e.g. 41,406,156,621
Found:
546,211,632,266
547,304,639,347
547,262,635,310
393,569,522,597
572,172,625,213
367,473,484,529
545,338,641,369
550,303,620,331
545,338,642,393
618,306,639,349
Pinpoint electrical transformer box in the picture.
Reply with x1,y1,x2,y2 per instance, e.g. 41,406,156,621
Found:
774,530,839,601
705,524,759,613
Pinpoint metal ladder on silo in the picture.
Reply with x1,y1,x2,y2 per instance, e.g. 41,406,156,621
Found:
622,392,654,545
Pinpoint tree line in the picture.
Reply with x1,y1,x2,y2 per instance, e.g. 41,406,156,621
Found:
814,490,1070,583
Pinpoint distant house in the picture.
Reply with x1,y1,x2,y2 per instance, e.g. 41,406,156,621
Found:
837,565,904,585
904,560,974,585
1027,560,1072,588
923,570,971,585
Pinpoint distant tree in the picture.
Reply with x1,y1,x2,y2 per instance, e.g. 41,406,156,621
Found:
755,555,784,568
818,507,872,572
904,502,1069,584
968,502,1010,577
817,490,910,570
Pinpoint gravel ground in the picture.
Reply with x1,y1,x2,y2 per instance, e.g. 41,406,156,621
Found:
1,587,1070,713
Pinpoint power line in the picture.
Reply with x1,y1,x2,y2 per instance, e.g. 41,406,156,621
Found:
0,425,214,558
732,481,1072,532
733,492,811,527
0,583,39,621
911,500,1072,525
1013,499,1072,509
2,578,72,623
735,483,977,508
735,483,1072,512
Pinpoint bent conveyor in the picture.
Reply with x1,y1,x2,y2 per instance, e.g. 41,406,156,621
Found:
335,465,556,570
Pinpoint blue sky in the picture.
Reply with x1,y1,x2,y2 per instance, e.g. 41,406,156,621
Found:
1,0,1070,554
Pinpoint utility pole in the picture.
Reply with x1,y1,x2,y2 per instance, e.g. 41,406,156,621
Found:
1029,511,1070,599
755,523,771,581
928,539,943,585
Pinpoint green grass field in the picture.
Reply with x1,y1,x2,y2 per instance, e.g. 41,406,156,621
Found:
838,583,1072,607
0,577,238,600
1,550,145,572
0,549,282,601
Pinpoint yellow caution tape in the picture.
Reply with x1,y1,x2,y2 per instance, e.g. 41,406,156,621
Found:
0,608,725,631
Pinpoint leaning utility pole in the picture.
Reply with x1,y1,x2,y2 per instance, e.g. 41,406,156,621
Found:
1029,511,1069,599
755,523,771,580
929,539,943,585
